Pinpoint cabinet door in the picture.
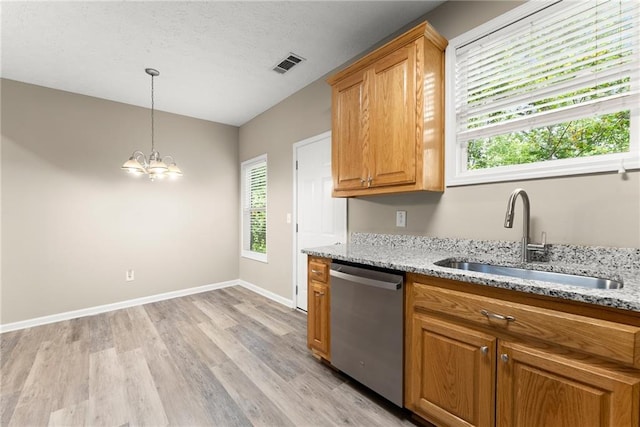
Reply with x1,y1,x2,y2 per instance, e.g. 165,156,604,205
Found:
369,43,417,188
332,71,368,191
497,341,640,427
307,281,330,359
409,313,496,427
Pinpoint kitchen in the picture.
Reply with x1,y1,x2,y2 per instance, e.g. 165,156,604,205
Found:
2,1,639,426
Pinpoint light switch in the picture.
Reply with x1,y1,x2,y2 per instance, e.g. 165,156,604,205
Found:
396,210,407,228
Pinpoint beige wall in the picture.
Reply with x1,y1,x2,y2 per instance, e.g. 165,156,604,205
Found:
419,0,523,40
238,79,331,299
1,79,240,324
238,0,640,302
349,173,640,247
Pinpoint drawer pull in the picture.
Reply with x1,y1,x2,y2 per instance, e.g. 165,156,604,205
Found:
311,269,322,274
315,291,325,296
480,309,515,323
480,346,488,355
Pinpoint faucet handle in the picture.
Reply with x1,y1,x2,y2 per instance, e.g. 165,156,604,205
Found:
527,231,547,251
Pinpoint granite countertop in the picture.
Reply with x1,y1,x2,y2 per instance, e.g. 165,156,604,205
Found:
302,233,640,313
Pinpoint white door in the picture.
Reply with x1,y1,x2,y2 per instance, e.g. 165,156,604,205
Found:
294,131,347,311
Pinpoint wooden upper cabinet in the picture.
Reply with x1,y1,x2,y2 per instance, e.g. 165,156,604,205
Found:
332,71,368,191
328,22,447,197
369,45,416,187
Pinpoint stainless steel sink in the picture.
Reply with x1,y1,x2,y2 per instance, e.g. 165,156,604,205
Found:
437,260,623,290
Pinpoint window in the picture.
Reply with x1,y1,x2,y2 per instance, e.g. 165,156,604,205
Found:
446,0,640,186
241,155,267,262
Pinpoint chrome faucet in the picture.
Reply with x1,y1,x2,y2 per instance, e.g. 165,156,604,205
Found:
504,188,546,262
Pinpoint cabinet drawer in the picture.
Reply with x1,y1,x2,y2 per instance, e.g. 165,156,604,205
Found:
309,258,329,283
412,281,640,368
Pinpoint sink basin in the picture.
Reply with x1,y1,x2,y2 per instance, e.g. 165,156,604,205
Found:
437,260,623,290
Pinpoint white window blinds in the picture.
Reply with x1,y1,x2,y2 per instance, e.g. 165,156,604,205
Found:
455,0,640,144
241,155,267,260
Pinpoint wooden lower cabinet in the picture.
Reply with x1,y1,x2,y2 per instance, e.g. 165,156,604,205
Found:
408,315,640,427
408,313,496,427
307,281,330,358
497,341,640,427
405,274,640,427
307,257,330,360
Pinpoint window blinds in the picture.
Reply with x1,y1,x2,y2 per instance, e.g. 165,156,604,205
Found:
243,159,267,254
455,0,640,143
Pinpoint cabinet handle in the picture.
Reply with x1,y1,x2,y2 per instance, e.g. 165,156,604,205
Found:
480,309,515,322
501,354,509,363
367,176,373,188
315,291,325,296
360,178,366,186
311,269,322,274
480,346,488,355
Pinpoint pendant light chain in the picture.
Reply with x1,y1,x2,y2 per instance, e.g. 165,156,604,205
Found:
151,72,155,153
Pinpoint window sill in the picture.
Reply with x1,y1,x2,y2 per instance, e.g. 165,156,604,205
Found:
446,152,640,187
241,250,268,263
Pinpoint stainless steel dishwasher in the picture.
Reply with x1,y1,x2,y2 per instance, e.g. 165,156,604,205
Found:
330,262,404,407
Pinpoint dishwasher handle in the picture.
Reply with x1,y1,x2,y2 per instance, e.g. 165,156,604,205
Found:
330,268,402,291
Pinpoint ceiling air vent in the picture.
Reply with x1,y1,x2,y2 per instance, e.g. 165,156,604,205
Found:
273,53,305,74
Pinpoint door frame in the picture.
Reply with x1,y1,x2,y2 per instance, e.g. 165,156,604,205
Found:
291,130,346,310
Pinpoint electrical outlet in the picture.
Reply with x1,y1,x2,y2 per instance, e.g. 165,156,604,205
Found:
126,269,135,282
396,210,407,228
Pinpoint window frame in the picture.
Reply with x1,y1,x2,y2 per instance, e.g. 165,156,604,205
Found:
240,154,268,263
445,0,640,187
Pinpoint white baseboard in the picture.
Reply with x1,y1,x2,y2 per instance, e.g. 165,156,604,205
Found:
237,280,295,308
0,280,237,333
0,279,296,333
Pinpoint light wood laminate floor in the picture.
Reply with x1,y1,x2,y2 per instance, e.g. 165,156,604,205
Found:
1,286,416,426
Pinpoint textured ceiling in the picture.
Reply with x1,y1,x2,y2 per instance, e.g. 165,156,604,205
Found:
1,1,444,126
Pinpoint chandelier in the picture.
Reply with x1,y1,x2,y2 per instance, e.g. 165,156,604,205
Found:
121,68,183,180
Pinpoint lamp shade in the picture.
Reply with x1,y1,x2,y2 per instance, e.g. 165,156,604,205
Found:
121,157,145,173
167,163,183,177
148,158,168,175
